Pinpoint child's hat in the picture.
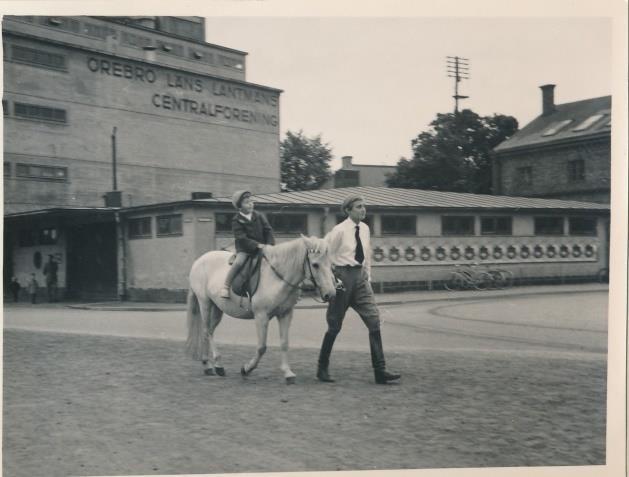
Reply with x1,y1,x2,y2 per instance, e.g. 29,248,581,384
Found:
232,190,252,209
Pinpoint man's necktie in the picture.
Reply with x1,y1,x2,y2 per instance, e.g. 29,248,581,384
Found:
354,225,365,264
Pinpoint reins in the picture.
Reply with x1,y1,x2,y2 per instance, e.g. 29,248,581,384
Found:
261,247,327,303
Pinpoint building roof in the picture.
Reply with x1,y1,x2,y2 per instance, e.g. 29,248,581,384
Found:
494,96,611,153
186,186,607,212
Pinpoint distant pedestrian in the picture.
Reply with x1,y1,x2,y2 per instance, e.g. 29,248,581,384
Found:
9,276,21,302
27,273,39,304
43,255,59,302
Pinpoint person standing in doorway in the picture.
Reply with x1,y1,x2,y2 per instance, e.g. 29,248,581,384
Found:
43,255,59,302
316,194,401,385
9,276,21,302
27,273,39,304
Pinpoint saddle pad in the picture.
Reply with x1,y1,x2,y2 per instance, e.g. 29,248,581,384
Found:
231,251,263,298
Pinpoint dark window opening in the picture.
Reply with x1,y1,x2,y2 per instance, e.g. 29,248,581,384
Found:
156,214,183,236
442,216,475,236
12,44,67,70
569,217,597,236
568,159,585,182
535,217,564,235
382,215,416,235
128,217,152,239
215,212,235,233
267,213,307,234
481,217,513,235
14,102,67,123
15,163,67,181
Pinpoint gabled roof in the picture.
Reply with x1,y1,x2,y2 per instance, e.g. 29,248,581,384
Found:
241,186,609,212
494,96,611,153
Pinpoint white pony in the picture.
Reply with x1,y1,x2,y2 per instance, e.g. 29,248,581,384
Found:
186,235,337,384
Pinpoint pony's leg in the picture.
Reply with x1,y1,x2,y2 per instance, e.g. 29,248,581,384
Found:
207,302,225,376
198,298,215,376
277,310,297,384
241,313,269,376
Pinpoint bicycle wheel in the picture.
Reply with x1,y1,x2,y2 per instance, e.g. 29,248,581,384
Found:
445,272,463,291
474,272,492,291
489,270,507,290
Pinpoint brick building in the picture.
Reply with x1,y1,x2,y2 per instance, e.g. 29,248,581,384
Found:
492,85,611,204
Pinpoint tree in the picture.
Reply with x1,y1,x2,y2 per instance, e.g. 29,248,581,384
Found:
280,130,333,191
386,109,518,194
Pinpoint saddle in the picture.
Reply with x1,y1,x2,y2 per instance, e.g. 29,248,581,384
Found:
229,250,263,299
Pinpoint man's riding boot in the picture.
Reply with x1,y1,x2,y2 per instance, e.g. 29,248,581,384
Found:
317,331,337,382
369,330,401,384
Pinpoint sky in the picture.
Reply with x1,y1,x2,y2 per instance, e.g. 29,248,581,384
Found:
204,16,612,170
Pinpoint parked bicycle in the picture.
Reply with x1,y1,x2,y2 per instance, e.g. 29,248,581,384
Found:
445,263,515,291
444,264,493,291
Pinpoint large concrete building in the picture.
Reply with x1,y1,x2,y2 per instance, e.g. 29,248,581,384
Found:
492,85,611,204
322,156,396,189
3,16,282,214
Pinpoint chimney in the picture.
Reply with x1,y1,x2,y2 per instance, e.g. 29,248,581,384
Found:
341,156,353,169
540,84,556,116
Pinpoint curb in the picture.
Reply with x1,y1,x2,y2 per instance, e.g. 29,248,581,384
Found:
65,286,607,312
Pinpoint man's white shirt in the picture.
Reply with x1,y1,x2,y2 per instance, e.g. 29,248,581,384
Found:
325,217,372,281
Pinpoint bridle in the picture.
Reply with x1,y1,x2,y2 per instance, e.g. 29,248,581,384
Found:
261,248,328,302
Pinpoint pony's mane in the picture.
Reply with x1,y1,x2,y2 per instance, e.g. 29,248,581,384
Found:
264,236,327,275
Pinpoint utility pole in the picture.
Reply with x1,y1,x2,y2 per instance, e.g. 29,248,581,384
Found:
446,56,470,114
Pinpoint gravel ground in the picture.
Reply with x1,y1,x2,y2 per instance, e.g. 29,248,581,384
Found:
3,329,606,476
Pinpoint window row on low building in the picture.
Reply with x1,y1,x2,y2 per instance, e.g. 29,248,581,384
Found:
127,212,599,240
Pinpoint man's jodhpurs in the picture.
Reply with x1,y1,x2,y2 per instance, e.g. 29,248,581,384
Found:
318,266,386,372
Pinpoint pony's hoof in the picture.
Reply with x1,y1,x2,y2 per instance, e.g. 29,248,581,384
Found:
204,368,215,376
215,367,226,377
285,376,296,385
241,365,248,376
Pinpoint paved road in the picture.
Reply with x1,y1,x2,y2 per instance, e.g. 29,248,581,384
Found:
3,288,607,357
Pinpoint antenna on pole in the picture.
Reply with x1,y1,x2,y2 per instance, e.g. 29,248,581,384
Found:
446,56,470,114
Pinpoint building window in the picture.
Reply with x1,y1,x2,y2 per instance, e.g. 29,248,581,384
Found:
18,227,57,246
442,216,475,236
14,102,67,123
481,217,513,235
267,213,308,234
39,227,58,245
2,100,8,116
156,214,183,236
15,163,67,181
567,159,585,182
569,217,597,236
572,114,605,132
382,215,416,235
128,217,152,239
12,44,67,70
4,162,10,177
535,217,564,235
541,119,573,136
215,212,235,233
515,166,533,187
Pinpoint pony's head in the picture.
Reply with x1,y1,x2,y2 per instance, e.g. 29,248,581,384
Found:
300,234,337,302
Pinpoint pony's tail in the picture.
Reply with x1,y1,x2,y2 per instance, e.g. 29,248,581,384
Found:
185,289,204,361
